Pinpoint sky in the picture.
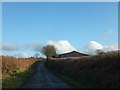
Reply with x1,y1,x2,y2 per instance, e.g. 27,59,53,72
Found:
2,0,119,2
1,2,118,58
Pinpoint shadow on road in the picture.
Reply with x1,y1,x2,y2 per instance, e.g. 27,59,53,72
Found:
21,60,73,89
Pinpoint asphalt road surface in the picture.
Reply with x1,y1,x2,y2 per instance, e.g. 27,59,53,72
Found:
22,61,72,89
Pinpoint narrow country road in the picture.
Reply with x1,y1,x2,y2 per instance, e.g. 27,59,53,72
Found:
22,60,72,89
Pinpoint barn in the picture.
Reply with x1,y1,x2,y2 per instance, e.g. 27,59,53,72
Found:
58,51,89,58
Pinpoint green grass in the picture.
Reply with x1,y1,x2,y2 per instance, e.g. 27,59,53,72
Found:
49,70,93,88
58,72,100,88
58,74,84,88
2,60,41,89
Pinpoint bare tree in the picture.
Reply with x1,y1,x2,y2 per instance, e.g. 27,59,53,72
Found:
41,45,56,60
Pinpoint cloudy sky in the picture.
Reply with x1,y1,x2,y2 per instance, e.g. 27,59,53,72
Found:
1,2,118,58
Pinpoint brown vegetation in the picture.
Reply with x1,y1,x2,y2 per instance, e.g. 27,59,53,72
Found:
1,56,41,88
45,50,120,88
1,56,39,73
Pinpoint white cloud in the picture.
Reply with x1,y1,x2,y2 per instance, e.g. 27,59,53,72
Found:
82,41,118,55
88,41,103,50
46,40,77,54
103,43,118,52
33,52,46,58
17,52,29,58
82,41,103,55
0,42,19,51
27,42,42,51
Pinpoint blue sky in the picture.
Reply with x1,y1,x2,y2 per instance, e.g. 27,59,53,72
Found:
2,2,118,57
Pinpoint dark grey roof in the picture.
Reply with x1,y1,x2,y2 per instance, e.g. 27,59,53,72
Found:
59,51,89,57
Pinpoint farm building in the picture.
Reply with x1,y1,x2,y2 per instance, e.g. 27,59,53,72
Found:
57,51,89,58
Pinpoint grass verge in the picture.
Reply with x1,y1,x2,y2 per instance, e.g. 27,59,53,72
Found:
58,73,83,88
46,68,83,88
2,60,40,89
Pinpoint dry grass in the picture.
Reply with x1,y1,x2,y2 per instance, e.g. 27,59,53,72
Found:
1,56,39,73
45,50,120,88
1,56,40,88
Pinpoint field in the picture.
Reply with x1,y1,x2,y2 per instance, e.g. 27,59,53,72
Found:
1,56,40,88
45,50,120,88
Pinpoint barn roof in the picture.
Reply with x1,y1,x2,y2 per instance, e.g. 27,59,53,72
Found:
59,51,89,57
